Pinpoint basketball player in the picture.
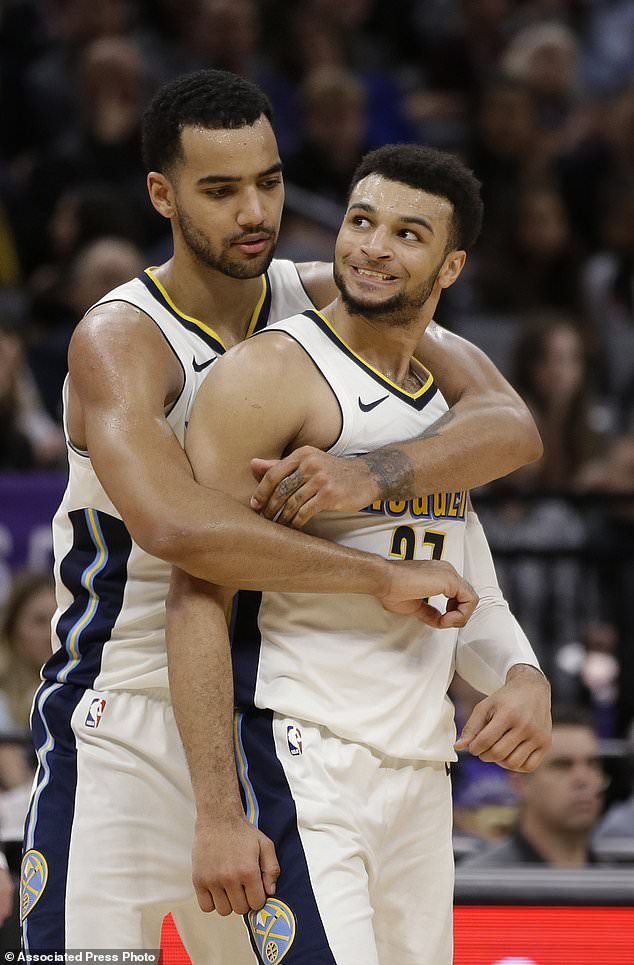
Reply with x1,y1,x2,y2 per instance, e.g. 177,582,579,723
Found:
169,144,551,965
21,70,537,956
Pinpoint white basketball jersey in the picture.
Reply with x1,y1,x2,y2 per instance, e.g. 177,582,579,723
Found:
233,309,468,762
45,260,316,693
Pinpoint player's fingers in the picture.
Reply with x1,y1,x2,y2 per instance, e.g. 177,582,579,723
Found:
289,493,323,530
496,739,537,772
478,730,528,764
250,458,278,483
259,835,281,898
467,717,513,757
220,882,250,916
228,876,259,915
194,883,215,914
454,699,493,751
437,600,475,628
210,886,233,917
276,480,320,526
516,745,547,773
262,469,307,520
250,455,301,512
413,601,444,626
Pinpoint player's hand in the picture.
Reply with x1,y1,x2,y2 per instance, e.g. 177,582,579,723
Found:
454,664,552,771
192,816,280,916
250,448,376,528
380,560,478,629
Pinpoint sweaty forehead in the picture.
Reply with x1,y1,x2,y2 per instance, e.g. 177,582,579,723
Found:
349,174,453,226
178,118,280,177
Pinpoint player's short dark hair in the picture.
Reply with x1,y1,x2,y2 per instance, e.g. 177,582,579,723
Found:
348,144,484,251
142,69,274,174
551,705,597,732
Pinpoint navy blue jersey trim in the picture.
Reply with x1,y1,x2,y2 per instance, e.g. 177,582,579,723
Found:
137,272,227,355
43,510,132,689
231,591,263,708
250,271,272,334
303,310,438,411
236,711,338,964
22,682,84,950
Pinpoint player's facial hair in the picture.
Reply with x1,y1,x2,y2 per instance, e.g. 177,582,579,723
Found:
334,257,446,326
176,201,276,279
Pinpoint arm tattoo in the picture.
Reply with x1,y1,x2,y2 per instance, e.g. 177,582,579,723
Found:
359,449,416,501
359,410,455,500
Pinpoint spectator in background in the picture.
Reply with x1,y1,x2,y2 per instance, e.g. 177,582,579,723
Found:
583,180,634,419
509,313,608,491
0,302,64,469
462,707,608,868
477,314,611,666
285,66,369,204
28,236,145,422
15,35,154,274
500,20,588,153
468,77,546,235
475,182,585,316
577,434,634,735
0,572,56,790
21,0,133,152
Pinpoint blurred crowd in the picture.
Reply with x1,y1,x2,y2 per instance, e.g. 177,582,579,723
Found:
0,0,633,908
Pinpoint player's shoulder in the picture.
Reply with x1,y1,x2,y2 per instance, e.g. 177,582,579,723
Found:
68,291,177,390
292,260,336,307
202,319,317,400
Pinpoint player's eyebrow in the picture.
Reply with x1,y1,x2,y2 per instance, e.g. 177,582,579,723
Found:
348,202,435,235
196,161,283,186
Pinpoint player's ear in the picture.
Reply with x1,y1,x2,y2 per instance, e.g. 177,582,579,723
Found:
438,250,466,290
147,172,176,220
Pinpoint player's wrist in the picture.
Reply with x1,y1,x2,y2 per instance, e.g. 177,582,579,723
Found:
506,663,548,685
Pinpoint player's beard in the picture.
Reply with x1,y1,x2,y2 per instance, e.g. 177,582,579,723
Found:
176,203,277,279
334,258,445,327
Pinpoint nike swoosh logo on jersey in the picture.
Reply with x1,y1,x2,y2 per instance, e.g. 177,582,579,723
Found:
192,355,216,372
358,394,389,412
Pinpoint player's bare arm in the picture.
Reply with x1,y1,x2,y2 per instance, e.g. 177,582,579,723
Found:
67,303,419,600
452,507,552,773
166,572,280,917
250,262,542,527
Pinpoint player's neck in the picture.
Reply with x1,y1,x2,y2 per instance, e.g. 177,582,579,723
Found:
323,297,434,389
153,254,265,347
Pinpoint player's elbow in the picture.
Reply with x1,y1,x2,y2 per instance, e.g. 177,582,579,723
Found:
514,404,543,464
129,517,190,565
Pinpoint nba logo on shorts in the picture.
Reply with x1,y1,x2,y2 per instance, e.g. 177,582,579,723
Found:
286,724,303,756
85,697,107,728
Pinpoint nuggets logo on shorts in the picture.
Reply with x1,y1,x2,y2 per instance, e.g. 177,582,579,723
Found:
20,849,48,921
286,724,303,756
248,897,296,963
85,696,107,728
